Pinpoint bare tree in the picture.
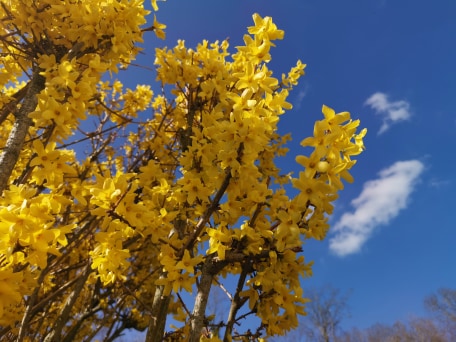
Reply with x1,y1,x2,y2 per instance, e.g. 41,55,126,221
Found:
341,318,447,342
301,285,351,342
306,287,456,342
425,288,456,340
338,327,365,342
409,317,447,342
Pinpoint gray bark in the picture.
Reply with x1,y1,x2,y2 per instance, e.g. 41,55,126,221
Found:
145,274,171,342
189,256,215,342
0,71,45,193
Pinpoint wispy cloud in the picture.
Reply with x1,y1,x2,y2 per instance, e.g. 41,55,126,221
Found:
365,92,411,134
293,84,309,110
329,160,424,257
429,177,451,189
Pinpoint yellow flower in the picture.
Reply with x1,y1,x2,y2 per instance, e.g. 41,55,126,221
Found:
305,214,330,240
90,237,131,285
175,250,204,274
152,15,166,39
292,175,336,209
169,271,194,293
322,104,351,130
295,154,322,178
30,141,59,169
38,54,57,70
207,226,232,260
151,0,159,11
274,209,303,251
155,270,196,296
248,13,284,43
180,176,213,204
240,288,260,311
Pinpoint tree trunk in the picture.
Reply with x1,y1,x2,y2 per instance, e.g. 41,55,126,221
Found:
145,273,171,342
189,255,215,342
0,71,45,193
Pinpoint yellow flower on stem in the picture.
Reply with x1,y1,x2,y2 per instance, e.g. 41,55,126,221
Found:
152,15,166,39
295,154,322,179
207,226,232,260
248,13,284,43
30,141,59,169
292,176,335,209
175,249,204,273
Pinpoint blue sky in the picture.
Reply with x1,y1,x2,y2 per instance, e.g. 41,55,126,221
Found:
126,0,456,334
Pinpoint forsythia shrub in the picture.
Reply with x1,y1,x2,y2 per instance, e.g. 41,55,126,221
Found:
0,1,366,341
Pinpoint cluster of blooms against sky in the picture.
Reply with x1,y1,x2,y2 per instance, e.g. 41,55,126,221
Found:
129,0,455,331
0,0,453,340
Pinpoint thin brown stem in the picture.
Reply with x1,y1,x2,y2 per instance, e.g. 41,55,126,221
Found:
224,264,249,341
42,264,92,342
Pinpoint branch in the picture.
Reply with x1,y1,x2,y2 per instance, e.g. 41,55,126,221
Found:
189,255,216,342
214,277,233,301
16,264,50,342
29,272,84,319
0,70,45,193
144,273,172,342
61,307,101,342
179,143,244,258
179,168,232,257
0,81,30,126
224,264,249,340
42,264,92,342
176,292,191,317
189,249,268,342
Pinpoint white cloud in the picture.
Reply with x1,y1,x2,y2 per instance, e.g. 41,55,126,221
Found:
365,92,411,134
329,160,424,257
294,86,308,110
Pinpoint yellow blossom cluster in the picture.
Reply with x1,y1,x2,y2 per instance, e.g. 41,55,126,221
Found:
292,105,367,240
136,13,365,338
0,0,164,333
0,3,366,340
0,184,73,324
